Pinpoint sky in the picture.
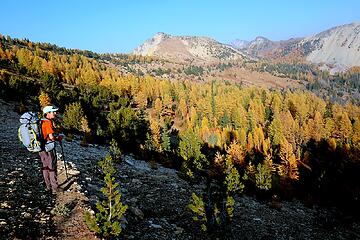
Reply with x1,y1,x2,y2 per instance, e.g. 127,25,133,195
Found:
1,0,359,54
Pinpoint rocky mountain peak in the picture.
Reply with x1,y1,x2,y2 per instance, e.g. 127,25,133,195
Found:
231,21,360,72
301,22,360,71
153,32,171,41
253,36,271,43
244,36,277,57
133,32,171,56
132,32,245,63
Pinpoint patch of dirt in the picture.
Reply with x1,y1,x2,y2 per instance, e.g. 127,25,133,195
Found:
50,166,96,240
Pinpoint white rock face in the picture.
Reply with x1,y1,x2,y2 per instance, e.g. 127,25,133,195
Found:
133,32,170,56
302,22,360,70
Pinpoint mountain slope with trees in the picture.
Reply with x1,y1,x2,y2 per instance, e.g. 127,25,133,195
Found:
1,99,359,239
1,33,360,239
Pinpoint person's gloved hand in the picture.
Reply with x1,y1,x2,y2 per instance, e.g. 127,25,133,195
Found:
57,134,65,141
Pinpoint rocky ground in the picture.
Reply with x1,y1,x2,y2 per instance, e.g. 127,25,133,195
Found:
1,98,360,240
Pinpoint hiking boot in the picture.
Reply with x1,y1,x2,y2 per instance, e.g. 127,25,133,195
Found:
52,188,64,195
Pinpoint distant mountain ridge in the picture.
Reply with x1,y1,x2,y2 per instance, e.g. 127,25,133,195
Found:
232,22,360,71
231,36,303,60
133,32,246,63
300,22,360,71
133,22,360,71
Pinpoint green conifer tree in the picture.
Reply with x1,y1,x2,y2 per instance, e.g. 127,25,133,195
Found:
84,155,127,239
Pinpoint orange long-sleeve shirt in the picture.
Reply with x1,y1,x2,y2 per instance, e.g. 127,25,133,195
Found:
41,119,54,141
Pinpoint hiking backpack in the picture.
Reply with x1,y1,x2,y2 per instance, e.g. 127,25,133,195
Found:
18,112,44,152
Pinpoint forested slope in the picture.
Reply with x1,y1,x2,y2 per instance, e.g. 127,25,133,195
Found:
1,34,360,238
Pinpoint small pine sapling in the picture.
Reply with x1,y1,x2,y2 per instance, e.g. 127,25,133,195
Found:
84,155,128,238
188,192,207,232
109,139,122,163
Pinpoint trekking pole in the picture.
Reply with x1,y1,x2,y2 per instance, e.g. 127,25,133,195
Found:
59,140,69,180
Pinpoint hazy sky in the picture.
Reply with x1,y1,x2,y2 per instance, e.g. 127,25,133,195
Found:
1,0,359,53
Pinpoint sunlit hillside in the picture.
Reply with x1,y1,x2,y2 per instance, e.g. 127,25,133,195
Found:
1,32,360,239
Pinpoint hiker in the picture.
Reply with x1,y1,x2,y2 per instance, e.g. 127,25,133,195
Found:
39,105,63,193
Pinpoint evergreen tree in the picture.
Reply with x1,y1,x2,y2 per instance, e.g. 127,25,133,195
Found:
161,130,171,152
84,155,127,239
178,129,206,177
62,102,86,132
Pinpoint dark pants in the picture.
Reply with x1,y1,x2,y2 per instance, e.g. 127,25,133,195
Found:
39,150,58,191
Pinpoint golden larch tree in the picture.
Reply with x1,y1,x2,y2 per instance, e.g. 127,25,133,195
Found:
38,91,51,108
278,138,299,180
